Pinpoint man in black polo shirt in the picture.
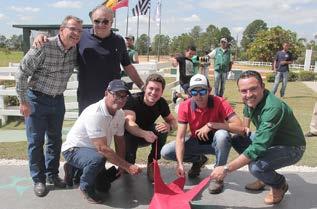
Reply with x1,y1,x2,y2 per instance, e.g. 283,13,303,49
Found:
124,74,177,182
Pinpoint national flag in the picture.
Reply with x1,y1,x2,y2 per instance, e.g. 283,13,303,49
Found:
102,0,128,11
132,0,151,16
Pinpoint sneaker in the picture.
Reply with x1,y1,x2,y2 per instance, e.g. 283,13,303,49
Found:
147,162,154,182
264,182,288,205
245,180,266,191
64,163,75,187
208,180,224,194
47,175,66,188
188,155,208,178
172,90,178,104
80,187,103,204
34,182,47,197
305,132,317,137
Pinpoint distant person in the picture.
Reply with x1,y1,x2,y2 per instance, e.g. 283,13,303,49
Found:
207,38,232,97
124,74,177,182
305,101,317,137
62,80,142,204
33,6,144,114
16,15,83,197
161,74,243,194
171,45,197,104
211,70,306,205
125,35,139,64
272,42,293,98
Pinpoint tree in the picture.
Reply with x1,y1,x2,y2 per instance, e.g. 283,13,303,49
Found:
151,34,170,55
246,26,304,62
169,33,194,55
241,19,268,50
0,35,7,48
189,25,202,44
135,34,150,55
7,34,22,50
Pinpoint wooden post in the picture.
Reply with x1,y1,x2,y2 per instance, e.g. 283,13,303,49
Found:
0,85,7,126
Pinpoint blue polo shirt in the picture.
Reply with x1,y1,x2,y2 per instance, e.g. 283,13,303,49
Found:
77,29,131,102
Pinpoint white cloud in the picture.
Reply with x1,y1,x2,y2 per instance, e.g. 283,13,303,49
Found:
10,6,40,12
183,14,200,22
18,15,35,21
50,1,82,9
0,13,5,20
232,26,244,33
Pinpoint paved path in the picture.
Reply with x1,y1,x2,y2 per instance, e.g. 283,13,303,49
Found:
1,161,317,209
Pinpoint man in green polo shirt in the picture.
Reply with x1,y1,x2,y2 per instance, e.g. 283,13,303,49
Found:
210,70,306,205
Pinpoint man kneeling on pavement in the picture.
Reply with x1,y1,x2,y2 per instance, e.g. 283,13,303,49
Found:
61,80,142,204
211,70,306,205
161,74,244,194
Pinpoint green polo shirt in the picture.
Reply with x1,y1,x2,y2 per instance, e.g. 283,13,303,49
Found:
243,90,306,160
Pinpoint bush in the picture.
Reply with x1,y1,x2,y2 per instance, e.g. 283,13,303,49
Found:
266,71,298,83
297,71,315,81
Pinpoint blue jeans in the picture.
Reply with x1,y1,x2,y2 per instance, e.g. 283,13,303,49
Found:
231,134,305,188
125,124,168,164
161,130,232,166
26,90,65,183
214,71,228,97
63,147,106,192
272,71,289,97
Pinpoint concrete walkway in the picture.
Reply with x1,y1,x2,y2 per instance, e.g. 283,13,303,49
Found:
1,161,317,209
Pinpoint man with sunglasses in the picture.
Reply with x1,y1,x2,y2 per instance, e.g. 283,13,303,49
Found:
161,74,244,194
33,5,144,114
16,15,83,198
62,79,142,204
210,70,305,205
124,74,177,182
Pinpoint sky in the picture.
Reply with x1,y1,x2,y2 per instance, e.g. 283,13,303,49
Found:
0,0,317,43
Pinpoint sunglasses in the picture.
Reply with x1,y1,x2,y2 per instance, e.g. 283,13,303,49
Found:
190,89,208,96
93,19,110,25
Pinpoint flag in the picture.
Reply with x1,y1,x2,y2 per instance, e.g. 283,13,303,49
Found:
102,0,128,11
132,0,151,16
155,0,161,25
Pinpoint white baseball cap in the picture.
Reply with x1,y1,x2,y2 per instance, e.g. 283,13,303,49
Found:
220,37,228,43
189,74,210,90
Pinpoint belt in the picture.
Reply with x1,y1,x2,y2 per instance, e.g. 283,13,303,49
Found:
31,89,63,98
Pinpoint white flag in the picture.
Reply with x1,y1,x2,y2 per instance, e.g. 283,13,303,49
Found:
155,0,161,26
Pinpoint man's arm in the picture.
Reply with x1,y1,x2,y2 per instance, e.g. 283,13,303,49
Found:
156,113,177,133
133,51,139,64
123,65,144,90
207,115,244,135
92,137,141,175
124,110,157,143
175,123,187,177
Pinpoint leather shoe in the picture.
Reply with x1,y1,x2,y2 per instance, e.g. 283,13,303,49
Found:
188,155,208,178
34,182,47,197
264,182,288,205
245,180,266,191
208,180,224,194
47,175,66,188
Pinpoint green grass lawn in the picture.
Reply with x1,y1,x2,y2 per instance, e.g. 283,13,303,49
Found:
0,50,23,67
1,78,317,167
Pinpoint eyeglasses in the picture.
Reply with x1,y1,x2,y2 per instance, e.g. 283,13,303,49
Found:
93,19,110,25
190,89,208,96
64,26,83,33
109,91,129,100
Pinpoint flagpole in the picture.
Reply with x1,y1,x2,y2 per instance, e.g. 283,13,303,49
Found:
157,0,162,62
125,0,130,36
147,3,151,62
136,15,139,50
114,11,117,29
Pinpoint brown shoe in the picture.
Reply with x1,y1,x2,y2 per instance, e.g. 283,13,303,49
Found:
264,182,288,205
147,162,154,182
245,180,266,191
188,155,208,178
208,180,224,194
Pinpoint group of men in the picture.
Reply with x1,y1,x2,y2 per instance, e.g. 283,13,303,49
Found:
16,4,306,206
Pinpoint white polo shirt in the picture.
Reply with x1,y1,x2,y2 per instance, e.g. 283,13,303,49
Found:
62,98,125,152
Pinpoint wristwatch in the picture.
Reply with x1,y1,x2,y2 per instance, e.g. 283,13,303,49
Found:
223,165,230,175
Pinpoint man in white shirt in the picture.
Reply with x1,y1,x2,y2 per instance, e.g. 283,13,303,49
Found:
62,79,141,204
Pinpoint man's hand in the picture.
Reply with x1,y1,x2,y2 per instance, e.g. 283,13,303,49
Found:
32,34,48,48
194,124,210,141
142,130,158,143
19,102,31,117
126,164,142,175
176,163,185,177
210,166,226,181
155,122,170,133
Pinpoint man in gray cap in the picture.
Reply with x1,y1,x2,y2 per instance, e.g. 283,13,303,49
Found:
208,37,233,97
62,79,142,204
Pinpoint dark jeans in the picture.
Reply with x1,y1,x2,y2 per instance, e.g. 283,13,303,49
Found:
63,147,106,192
125,124,168,164
26,90,65,183
232,134,305,188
